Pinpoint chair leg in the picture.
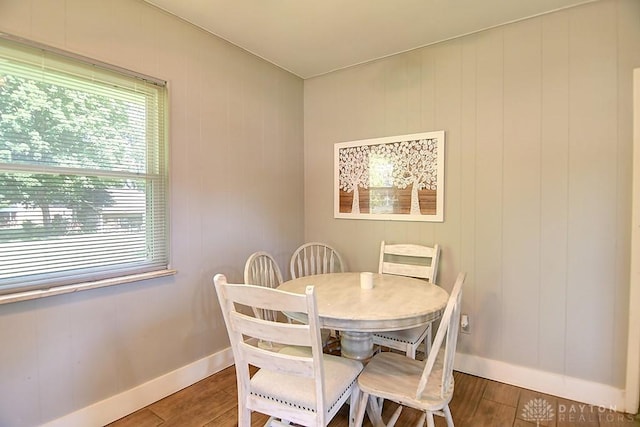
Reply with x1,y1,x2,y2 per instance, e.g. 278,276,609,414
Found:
408,344,416,359
349,384,361,427
443,405,454,427
367,395,386,427
425,411,436,427
387,405,403,427
424,324,432,357
238,406,251,427
354,391,369,427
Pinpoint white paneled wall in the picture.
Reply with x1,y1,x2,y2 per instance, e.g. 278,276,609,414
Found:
304,0,640,391
565,0,619,385
539,9,570,378
0,1,304,425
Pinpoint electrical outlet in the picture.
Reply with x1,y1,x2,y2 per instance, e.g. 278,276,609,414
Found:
461,314,470,334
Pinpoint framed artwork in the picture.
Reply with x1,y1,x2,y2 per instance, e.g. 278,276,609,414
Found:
334,131,445,222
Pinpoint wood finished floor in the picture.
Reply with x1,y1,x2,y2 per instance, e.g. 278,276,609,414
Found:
108,365,639,427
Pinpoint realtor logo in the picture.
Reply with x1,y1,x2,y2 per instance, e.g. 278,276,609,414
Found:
522,398,555,426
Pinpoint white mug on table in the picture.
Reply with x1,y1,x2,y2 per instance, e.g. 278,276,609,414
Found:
360,272,374,289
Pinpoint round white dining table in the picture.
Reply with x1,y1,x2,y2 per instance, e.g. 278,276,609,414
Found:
277,272,449,360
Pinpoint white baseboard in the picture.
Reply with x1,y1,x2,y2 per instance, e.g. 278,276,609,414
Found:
41,347,235,427
40,347,629,426
454,352,628,412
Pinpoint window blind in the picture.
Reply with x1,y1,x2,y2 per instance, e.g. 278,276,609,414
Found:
0,36,169,295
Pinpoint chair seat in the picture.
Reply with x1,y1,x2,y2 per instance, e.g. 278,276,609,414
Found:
251,346,363,414
357,351,452,412
374,323,430,345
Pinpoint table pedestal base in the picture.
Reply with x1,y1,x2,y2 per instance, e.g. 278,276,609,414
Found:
340,331,374,360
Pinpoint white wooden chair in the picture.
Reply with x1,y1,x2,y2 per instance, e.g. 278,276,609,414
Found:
290,242,345,279
244,251,284,322
354,272,466,427
373,241,441,359
213,273,363,427
290,242,345,352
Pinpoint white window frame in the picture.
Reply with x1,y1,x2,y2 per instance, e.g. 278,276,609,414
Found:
0,35,174,304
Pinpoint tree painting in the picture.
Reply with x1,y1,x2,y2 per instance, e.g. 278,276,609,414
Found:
335,131,444,222
338,144,370,214
371,138,438,215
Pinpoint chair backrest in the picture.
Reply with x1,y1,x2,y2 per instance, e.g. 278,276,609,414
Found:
243,251,284,321
416,272,466,400
378,241,441,283
213,273,328,425
290,242,345,279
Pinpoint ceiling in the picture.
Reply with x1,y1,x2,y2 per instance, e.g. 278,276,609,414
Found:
144,0,597,79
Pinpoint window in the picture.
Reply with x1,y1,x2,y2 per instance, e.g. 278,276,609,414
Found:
368,153,397,214
0,36,169,297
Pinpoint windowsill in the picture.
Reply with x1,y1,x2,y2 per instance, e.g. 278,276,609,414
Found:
0,269,177,305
